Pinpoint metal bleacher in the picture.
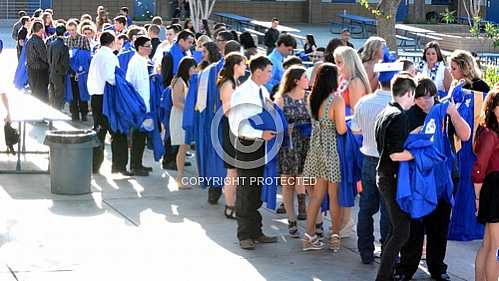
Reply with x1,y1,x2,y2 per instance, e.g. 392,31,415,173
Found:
0,0,41,20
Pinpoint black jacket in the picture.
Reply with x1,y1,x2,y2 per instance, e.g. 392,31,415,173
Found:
264,28,279,49
26,34,49,70
47,37,70,77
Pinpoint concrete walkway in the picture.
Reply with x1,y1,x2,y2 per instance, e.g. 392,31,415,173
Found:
0,25,479,281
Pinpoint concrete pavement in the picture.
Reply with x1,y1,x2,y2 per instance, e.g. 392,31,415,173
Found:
0,25,479,281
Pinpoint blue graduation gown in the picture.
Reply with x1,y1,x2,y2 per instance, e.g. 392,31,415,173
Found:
449,89,486,241
159,86,173,137
103,67,147,134
195,62,226,188
14,42,29,90
192,50,203,64
169,43,187,76
336,120,363,208
182,74,199,144
118,44,136,75
397,133,445,219
65,49,92,102
148,73,165,161
182,73,201,170
248,103,289,210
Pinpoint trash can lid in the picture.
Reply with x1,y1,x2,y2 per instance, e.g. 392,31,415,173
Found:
44,130,97,144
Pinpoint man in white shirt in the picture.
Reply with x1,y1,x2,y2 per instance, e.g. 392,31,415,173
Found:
350,62,401,264
125,36,153,177
228,56,277,250
88,31,130,176
152,25,176,68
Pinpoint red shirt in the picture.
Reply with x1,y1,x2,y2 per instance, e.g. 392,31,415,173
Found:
472,128,499,183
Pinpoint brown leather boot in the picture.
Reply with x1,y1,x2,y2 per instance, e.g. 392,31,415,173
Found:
297,193,307,220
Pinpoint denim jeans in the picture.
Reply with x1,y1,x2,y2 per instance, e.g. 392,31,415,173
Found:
357,156,390,260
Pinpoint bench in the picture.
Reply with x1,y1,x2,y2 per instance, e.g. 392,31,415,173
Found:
212,12,254,31
396,35,415,49
406,32,442,51
332,13,377,38
0,93,72,174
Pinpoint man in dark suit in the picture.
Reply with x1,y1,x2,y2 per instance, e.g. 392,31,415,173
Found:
26,21,50,103
47,25,70,110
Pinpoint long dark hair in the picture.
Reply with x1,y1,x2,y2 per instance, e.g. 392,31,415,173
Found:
203,41,222,64
176,57,197,85
325,38,343,63
239,31,256,49
309,63,339,120
202,19,211,37
275,66,306,100
306,34,317,48
423,41,444,63
478,87,499,135
217,52,246,89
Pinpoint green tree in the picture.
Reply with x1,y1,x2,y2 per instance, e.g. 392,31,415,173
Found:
359,0,402,50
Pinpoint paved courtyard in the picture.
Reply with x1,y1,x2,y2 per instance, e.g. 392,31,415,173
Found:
0,25,480,281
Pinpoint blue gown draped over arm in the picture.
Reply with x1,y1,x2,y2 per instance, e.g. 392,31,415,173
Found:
248,103,288,210
148,73,165,161
103,67,147,134
396,133,445,219
182,74,199,144
65,49,92,102
14,41,29,90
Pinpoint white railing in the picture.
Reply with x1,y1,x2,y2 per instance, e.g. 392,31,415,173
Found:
0,0,42,20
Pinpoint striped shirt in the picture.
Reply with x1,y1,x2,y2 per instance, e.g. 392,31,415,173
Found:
64,34,90,50
351,90,392,158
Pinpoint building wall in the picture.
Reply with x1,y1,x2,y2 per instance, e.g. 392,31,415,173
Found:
213,1,307,23
52,0,133,21
212,2,451,24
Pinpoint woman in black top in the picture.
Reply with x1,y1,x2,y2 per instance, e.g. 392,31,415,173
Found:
304,34,317,54
449,50,490,93
17,16,30,59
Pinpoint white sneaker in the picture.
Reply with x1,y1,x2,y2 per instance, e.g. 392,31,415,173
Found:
339,219,355,238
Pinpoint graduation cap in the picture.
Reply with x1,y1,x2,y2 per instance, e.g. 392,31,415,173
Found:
375,47,403,83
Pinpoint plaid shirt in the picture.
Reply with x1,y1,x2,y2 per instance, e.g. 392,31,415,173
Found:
64,34,90,50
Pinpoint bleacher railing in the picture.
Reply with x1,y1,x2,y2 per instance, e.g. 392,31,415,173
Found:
0,0,41,20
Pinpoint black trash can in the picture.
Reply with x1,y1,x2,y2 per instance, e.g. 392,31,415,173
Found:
44,130,99,195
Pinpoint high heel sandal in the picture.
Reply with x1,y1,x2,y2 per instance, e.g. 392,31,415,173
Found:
330,234,341,252
224,205,236,219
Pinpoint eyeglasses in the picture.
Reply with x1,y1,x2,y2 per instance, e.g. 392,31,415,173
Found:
142,45,152,48
216,38,226,42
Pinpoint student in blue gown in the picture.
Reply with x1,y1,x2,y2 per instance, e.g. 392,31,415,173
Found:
448,50,491,241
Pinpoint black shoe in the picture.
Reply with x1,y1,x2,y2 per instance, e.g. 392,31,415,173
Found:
131,168,149,177
81,114,88,122
431,273,451,281
276,203,286,214
185,161,192,167
162,162,177,170
135,165,153,172
111,168,133,176
360,253,374,264
208,188,222,205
